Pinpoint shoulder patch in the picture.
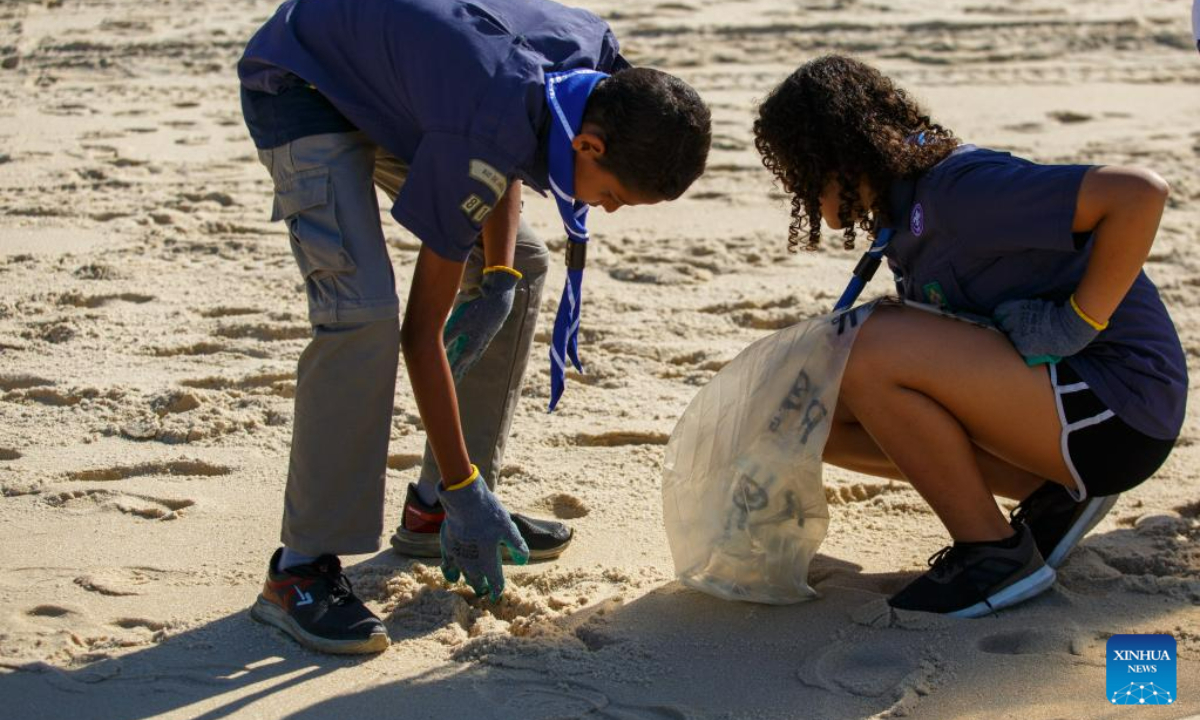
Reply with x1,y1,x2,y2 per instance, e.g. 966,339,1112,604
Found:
469,159,508,199
460,194,493,225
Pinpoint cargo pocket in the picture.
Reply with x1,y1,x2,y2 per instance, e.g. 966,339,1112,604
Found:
271,167,357,279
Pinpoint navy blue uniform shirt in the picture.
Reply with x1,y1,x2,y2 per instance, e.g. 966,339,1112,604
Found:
238,0,625,262
883,145,1187,440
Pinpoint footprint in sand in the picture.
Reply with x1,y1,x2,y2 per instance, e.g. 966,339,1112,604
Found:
977,627,1092,657
1048,110,1093,124
180,371,295,397
608,264,711,286
110,617,168,632
798,638,946,716
1003,121,1043,133
73,262,119,280
663,350,728,374
56,291,154,309
687,190,731,202
151,341,231,357
26,604,82,619
474,679,694,720
18,603,166,662
574,430,669,447
0,374,56,392
824,482,902,506
699,296,823,332
798,642,923,698
212,323,310,342
6,385,103,407
198,306,263,319
66,459,232,482
387,453,423,472
543,492,589,519
75,567,173,596
46,488,196,520
49,461,225,519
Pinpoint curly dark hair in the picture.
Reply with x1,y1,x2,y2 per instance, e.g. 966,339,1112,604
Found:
583,67,712,200
753,55,957,252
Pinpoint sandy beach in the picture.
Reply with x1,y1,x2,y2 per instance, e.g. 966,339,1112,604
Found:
1,0,1198,717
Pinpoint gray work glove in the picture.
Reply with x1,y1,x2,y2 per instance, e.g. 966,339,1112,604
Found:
443,266,521,382
994,297,1101,365
438,470,529,600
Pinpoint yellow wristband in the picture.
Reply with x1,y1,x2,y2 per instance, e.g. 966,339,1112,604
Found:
483,265,523,280
443,464,480,492
1069,294,1108,331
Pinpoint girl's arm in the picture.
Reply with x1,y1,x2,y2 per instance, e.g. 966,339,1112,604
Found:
400,247,472,484
1070,166,1170,324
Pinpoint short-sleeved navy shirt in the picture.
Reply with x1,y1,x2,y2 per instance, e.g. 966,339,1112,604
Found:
882,145,1187,440
237,0,625,262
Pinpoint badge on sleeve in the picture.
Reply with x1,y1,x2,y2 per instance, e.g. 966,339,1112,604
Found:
460,194,492,224
468,159,508,199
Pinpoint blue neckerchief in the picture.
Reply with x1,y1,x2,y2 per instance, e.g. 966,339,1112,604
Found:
545,69,608,412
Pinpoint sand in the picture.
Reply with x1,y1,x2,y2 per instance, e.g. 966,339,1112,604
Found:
1,0,1198,718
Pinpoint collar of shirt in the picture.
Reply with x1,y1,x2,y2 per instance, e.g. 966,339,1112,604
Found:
513,106,553,196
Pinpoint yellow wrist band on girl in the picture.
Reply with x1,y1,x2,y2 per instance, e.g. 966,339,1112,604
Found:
1069,294,1108,331
483,266,523,280
444,464,480,491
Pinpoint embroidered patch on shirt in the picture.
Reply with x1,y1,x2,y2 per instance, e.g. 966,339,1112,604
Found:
468,159,508,199
910,202,925,237
923,280,947,308
460,194,493,224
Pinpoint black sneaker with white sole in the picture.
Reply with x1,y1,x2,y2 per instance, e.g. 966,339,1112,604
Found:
250,549,389,655
888,522,1056,618
1010,481,1119,568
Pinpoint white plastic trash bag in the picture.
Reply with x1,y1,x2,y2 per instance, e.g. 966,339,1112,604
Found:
662,300,878,604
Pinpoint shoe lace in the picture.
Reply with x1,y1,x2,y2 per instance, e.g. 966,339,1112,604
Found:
1009,501,1030,526
926,544,968,579
1009,483,1060,526
313,557,356,606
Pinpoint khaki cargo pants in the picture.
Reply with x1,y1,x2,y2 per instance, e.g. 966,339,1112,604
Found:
256,131,548,555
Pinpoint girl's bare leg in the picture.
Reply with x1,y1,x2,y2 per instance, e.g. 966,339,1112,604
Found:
826,305,1073,543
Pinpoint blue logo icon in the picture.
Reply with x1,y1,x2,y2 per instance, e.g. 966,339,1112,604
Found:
910,203,925,237
1107,634,1176,705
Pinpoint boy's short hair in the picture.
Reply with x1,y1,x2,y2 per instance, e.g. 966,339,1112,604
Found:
582,68,711,200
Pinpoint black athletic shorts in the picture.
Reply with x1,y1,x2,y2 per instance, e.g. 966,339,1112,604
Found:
1051,363,1176,498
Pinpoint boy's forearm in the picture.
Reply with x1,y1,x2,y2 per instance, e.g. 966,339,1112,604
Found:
401,331,473,485
401,246,473,486
482,179,522,269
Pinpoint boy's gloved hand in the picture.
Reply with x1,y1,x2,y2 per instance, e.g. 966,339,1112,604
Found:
994,296,1102,363
438,466,529,601
443,266,521,381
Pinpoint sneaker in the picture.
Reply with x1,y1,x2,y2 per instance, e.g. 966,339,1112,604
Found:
250,549,389,654
390,483,573,561
1010,481,1119,569
887,523,1056,618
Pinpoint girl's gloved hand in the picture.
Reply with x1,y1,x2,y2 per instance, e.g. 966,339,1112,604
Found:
994,296,1102,363
443,266,521,381
438,467,529,601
